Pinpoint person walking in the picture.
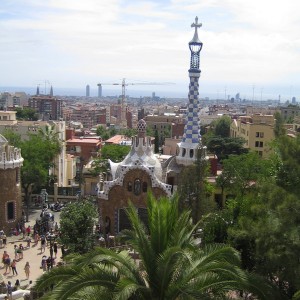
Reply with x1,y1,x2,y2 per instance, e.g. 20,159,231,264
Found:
6,281,12,300
14,279,20,290
2,234,6,248
11,259,18,276
2,251,8,267
24,262,30,279
41,236,46,253
26,226,31,237
18,245,24,260
4,255,11,274
13,245,19,260
53,242,58,258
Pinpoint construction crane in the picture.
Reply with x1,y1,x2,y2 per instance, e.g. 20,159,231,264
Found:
97,78,173,126
98,78,173,99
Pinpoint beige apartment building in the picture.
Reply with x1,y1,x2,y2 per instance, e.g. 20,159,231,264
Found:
230,114,275,158
0,110,76,187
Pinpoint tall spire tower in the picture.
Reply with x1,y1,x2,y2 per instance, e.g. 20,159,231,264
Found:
176,17,203,166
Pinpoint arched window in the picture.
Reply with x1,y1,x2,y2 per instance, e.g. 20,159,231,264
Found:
142,182,147,193
182,148,186,157
7,201,14,221
134,179,141,195
190,149,194,158
128,182,132,192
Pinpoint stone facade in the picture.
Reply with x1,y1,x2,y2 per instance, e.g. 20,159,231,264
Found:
98,119,171,235
0,135,23,233
100,168,167,234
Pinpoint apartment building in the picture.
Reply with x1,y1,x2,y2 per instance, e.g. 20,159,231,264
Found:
230,114,275,158
28,95,63,120
0,110,74,187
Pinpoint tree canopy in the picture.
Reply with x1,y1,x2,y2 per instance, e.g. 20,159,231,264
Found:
101,144,130,162
15,107,38,121
59,200,97,254
201,135,300,299
35,193,278,300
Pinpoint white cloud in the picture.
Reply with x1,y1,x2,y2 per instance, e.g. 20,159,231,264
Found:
1,0,300,98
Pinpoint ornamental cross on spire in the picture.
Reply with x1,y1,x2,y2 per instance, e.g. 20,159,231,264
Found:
191,16,202,34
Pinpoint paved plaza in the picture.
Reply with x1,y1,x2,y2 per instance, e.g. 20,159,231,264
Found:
0,207,62,290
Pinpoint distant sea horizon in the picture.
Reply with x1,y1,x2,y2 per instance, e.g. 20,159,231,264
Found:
0,86,295,102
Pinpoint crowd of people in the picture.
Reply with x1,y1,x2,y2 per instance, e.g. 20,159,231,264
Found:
0,210,62,299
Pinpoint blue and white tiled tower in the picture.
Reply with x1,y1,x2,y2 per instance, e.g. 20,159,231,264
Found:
176,17,204,166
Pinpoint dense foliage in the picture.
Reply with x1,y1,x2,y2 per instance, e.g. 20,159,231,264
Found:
59,200,97,254
101,144,130,162
201,135,300,299
15,107,38,121
35,194,278,299
203,116,248,161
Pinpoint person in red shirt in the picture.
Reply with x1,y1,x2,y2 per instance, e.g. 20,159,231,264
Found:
26,226,31,237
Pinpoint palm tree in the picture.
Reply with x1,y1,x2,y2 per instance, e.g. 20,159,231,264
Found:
35,193,279,299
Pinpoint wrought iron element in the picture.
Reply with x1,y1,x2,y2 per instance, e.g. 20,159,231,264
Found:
189,16,203,72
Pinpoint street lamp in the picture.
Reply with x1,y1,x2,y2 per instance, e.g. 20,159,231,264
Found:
40,189,48,208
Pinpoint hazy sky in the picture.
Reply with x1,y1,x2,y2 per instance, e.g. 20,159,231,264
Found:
1,0,300,99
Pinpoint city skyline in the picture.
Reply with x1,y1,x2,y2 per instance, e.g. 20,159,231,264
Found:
1,0,300,100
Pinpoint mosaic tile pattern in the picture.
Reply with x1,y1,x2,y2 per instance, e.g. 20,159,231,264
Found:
182,76,201,144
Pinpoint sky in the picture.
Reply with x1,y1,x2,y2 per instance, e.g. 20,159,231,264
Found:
1,0,300,100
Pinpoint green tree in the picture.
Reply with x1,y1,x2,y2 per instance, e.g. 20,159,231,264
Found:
89,157,110,177
274,111,286,137
119,128,137,138
101,144,130,162
15,107,38,120
3,126,62,221
96,125,106,137
2,129,22,148
214,115,232,137
35,194,277,300
228,184,300,299
216,152,272,198
206,136,248,161
201,136,300,299
274,135,300,194
59,200,98,254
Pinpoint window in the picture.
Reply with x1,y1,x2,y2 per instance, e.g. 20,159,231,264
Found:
134,179,141,195
260,132,264,138
128,182,132,192
182,148,186,157
7,202,14,221
190,149,194,158
256,132,259,137
255,141,263,147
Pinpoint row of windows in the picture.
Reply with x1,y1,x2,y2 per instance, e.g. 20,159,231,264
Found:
255,132,264,138
128,179,147,195
182,148,194,158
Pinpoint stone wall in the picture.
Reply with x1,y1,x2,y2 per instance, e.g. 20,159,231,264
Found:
0,167,22,233
99,168,167,235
